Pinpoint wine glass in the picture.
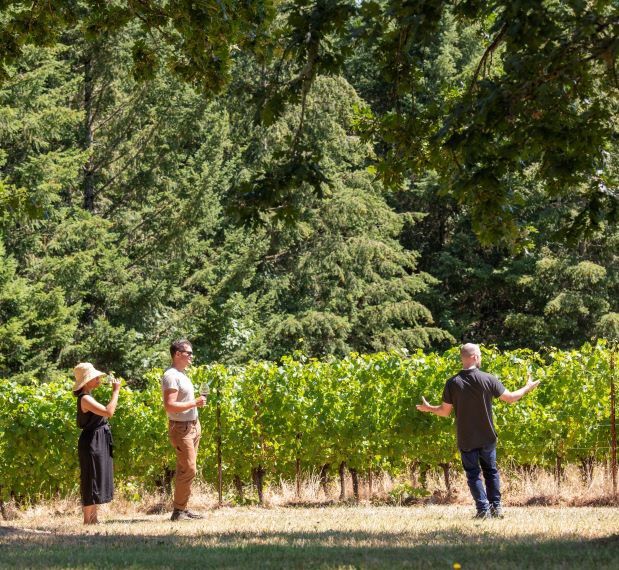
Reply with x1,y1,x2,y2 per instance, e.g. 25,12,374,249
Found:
199,382,210,399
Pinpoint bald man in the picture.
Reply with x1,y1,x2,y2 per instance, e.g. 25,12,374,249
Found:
416,343,539,518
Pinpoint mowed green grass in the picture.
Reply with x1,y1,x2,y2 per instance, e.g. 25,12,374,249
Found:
1,505,618,569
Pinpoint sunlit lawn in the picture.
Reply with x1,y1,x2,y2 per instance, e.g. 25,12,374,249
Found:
1,505,618,569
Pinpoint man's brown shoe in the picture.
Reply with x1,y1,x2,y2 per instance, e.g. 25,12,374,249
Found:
170,509,190,521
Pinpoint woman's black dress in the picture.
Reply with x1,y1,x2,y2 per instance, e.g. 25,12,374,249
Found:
77,394,114,506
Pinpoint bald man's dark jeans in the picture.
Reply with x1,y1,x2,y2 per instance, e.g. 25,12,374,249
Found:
460,442,501,514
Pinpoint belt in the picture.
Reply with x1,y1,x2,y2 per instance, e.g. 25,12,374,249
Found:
169,419,198,425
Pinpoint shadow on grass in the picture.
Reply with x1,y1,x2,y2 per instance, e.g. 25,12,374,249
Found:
0,527,23,538
103,518,152,524
0,527,618,569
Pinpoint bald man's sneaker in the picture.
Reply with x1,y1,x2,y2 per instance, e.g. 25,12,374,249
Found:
184,510,204,519
473,509,492,520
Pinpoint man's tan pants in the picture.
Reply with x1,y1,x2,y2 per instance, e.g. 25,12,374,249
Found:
168,419,201,511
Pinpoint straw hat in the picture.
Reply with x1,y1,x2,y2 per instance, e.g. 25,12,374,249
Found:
73,362,106,392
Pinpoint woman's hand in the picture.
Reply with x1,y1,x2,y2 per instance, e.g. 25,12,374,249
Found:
110,376,121,393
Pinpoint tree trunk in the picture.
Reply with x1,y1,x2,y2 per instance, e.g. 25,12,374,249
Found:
233,474,244,503
338,461,346,501
156,466,175,495
520,464,537,479
555,455,564,488
349,467,359,501
319,463,330,498
419,463,429,489
440,463,451,494
82,49,96,212
367,469,373,499
409,461,419,487
10,490,24,507
579,456,595,487
252,465,266,505
438,209,446,248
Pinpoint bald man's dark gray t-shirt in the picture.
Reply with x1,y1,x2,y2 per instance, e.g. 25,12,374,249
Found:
442,368,505,451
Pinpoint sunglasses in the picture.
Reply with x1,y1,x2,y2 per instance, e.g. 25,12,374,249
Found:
178,350,194,356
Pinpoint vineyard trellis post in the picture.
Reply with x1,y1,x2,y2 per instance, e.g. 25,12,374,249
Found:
295,433,302,499
0,486,6,521
610,348,617,498
216,379,223,506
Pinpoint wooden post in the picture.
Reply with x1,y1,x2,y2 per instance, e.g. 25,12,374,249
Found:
295,433,302,499
349,467,359,501
295,457,301,499
555,454,563,489
216,380,223,506
440,463,451,495
0,486,6,521
338,461,346,500
319,463,330,498
610,349,617,498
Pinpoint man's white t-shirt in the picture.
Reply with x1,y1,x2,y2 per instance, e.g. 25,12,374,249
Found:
161,368,197,421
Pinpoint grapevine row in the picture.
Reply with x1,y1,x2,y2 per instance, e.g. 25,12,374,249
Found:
0,343,614,503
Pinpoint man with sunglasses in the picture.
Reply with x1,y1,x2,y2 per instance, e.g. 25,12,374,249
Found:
161,339,206,521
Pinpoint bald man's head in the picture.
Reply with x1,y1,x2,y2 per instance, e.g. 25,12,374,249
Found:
460,343,482,367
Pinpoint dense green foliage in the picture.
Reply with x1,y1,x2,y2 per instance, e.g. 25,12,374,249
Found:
0,2,617,379
0,344,614,502
3,2,616,236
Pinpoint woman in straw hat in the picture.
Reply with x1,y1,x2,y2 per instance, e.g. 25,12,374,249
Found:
73,362,121,524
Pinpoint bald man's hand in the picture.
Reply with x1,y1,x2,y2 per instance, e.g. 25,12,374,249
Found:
416,396,433,413
525,371,541,394
416,397,453,417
